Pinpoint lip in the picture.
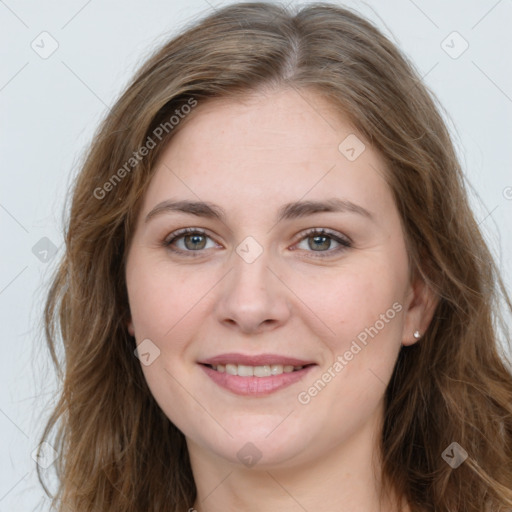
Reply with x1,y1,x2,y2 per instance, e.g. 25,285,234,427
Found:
199,363,316,396
198,353,316,367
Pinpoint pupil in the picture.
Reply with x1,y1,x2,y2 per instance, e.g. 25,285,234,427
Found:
185,234,206,250
310,235,330,251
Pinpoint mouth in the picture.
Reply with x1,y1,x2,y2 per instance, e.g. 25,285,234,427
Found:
197,354,317,396
201,363,314,377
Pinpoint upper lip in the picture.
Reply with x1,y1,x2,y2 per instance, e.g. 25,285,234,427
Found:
199,353,317,367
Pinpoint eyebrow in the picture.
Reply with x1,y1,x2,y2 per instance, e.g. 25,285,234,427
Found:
145,198,374,224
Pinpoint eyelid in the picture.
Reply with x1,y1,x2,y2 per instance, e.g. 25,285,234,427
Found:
163,227,352,257
163,227,220,255
163,227,211,244
290,228,352,258
292,227,352,246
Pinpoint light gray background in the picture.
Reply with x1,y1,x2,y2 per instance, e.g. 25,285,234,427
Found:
1,0,511,510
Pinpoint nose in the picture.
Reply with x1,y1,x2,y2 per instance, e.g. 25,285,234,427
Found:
213,245,292,335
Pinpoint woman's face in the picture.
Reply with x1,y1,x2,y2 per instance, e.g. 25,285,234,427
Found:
125,88,430,470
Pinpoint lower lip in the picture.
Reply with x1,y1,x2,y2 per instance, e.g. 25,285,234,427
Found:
199,364,316,396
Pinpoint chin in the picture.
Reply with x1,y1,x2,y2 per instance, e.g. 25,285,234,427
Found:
190,420,319,470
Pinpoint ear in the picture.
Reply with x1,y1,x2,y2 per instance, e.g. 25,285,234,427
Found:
401,274,439,346
127,318,135,337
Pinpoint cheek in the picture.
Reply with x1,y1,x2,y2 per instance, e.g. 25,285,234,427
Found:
292,261,405,347
126,259,209,424
126,256,211,340
299,268,405,414
295,264,405,420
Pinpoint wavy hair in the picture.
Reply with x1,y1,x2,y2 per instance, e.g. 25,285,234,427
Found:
38,2,512,511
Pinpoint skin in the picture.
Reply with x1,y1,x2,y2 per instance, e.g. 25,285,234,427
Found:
125,87,438,512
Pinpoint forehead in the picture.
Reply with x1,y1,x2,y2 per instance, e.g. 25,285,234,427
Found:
165,89,357,167
141,88,394,221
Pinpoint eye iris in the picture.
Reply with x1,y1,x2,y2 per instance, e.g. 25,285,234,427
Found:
184,234,206,250
174,231,341,253
309,235,331,251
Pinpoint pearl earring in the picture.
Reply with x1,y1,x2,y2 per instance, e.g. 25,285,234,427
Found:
413,330,421,340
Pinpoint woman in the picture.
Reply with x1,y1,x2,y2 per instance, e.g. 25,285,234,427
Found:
38,2,512,511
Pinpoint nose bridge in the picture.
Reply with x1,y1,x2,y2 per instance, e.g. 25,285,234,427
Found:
229,236,275,302
214,235,290,332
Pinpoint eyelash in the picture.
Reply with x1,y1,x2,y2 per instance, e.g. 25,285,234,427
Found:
162,227,352,259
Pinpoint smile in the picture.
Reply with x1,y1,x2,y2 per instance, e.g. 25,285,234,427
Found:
206,363,307,377
199,363,316,396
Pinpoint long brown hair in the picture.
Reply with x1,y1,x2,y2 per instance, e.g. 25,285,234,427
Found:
38,2,512,511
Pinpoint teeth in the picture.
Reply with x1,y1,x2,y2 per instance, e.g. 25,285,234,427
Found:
211,363,305,377
237,364,254,377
